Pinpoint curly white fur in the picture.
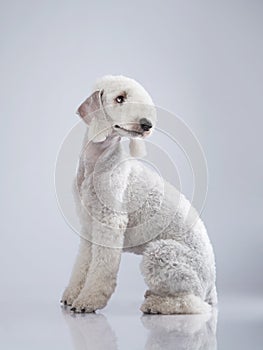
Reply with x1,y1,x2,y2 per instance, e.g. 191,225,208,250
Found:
61,75,217,314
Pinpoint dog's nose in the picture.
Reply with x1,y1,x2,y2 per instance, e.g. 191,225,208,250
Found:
140,118,152,131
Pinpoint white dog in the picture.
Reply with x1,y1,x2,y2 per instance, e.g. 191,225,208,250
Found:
61,75,217,314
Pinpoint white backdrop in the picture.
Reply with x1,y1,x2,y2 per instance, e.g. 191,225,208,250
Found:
1,1,263,348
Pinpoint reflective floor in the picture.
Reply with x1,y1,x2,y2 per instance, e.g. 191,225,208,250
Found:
1,297,262,349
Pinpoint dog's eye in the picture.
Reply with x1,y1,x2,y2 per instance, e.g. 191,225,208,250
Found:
115,95,125,104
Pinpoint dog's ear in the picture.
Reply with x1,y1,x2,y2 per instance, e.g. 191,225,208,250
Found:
76,90,111,142
77,90,101,124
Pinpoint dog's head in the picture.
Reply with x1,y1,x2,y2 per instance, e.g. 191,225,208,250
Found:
77,75,157,144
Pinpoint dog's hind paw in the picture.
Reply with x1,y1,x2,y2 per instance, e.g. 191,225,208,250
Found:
141,293,211,315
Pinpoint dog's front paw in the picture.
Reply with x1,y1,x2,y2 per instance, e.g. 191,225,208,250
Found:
61,285,82,306
71,291,108,313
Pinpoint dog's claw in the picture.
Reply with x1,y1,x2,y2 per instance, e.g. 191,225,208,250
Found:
71,307,76,312
81,308,85,313
64,300,67,305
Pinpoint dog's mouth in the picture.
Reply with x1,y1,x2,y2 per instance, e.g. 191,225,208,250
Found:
113,125,144,137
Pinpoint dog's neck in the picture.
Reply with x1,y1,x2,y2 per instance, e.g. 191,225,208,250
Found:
81,134,121,175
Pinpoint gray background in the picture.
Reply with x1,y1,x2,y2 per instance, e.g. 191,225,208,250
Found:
1,0,262,349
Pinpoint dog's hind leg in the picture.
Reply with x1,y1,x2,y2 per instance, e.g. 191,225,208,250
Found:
140,239,211,314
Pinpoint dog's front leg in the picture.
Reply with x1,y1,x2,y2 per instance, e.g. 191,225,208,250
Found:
61,237,92,306
71,221,125,313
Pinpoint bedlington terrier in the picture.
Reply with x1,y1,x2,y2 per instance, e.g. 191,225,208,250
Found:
61,75,217,314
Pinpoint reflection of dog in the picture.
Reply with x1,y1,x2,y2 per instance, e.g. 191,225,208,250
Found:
142,310,217,350
62,308,117,350
61,75,217,314
62,307,217,350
